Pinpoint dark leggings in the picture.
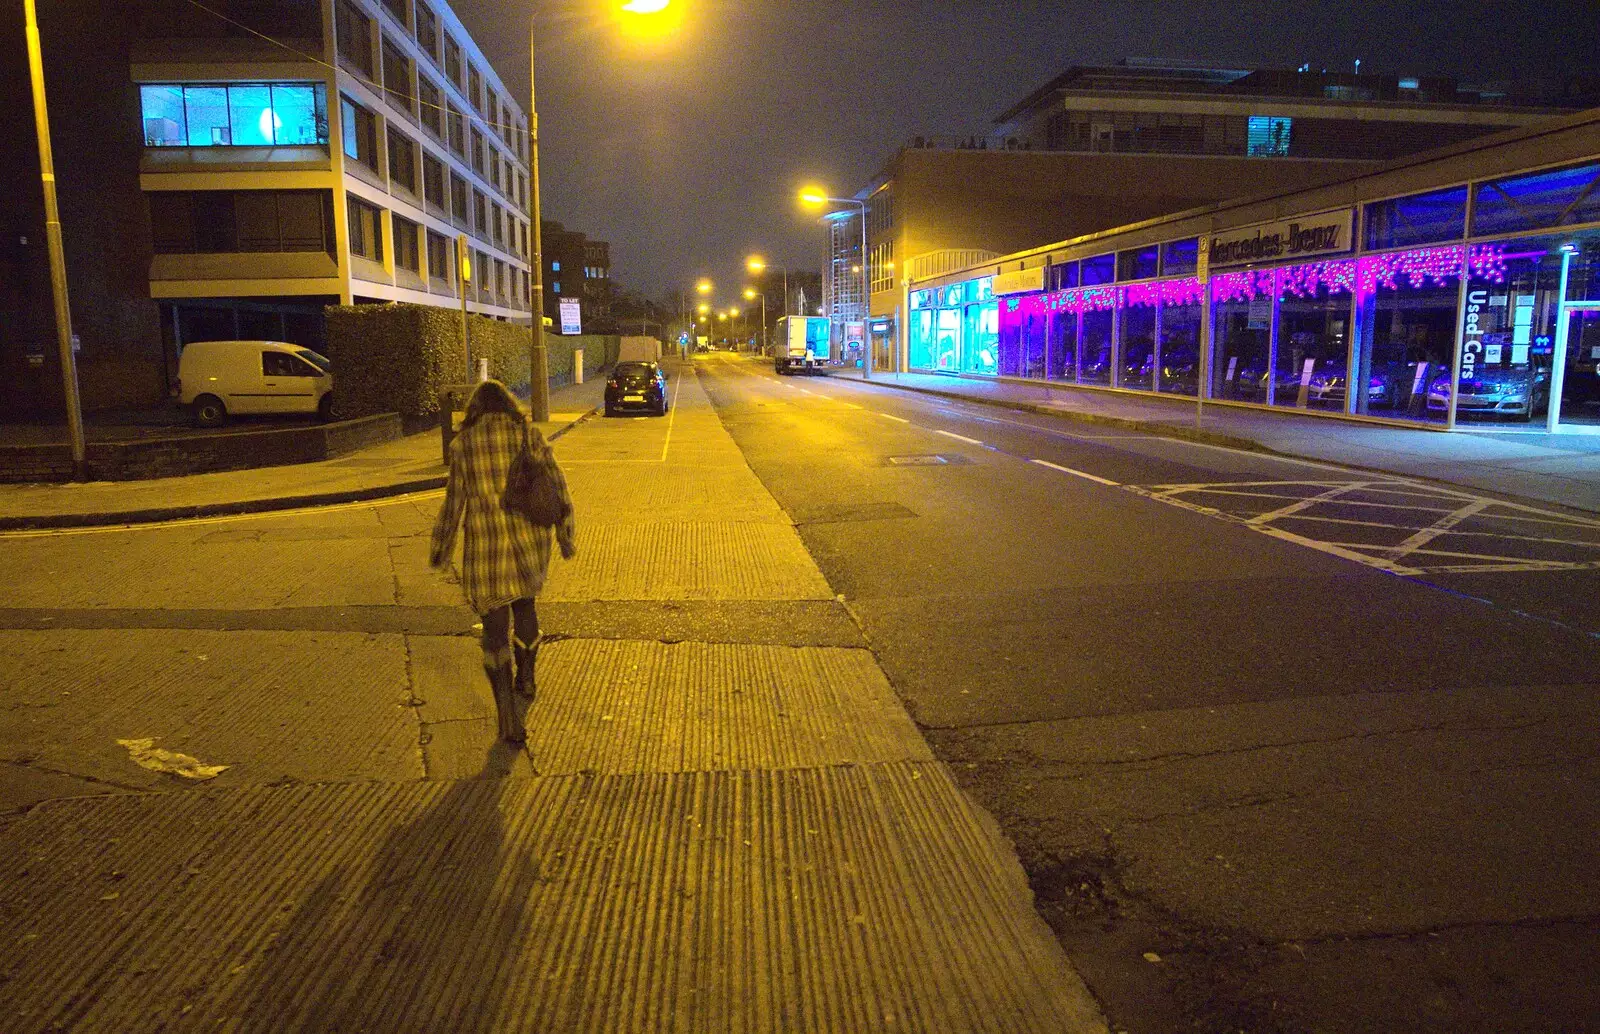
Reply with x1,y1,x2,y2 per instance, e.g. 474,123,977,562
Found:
480,597,539,665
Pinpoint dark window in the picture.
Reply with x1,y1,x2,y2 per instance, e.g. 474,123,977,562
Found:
468,66,483,111
386,126,416,193
446,103,464,156
340,96,378,172
491,202,503,246
381,0,408,28
347,197,384,262
427,229,450,282
336,1,373,77
382,38,413,114
1117,246,1159,281
443,34,462,85
1081,253,1115,286
1365,186,1469,249
450,172,468,224
422,152,445,207
470,126,485,174
418,76,441,137
415,3,438,55
1161,238,1200,276
473,189,487,238
1471,162,1600,237
148,189,333,254
392,214,420,272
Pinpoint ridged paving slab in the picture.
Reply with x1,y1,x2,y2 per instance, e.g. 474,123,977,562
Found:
561,464,791,524
408,637,932,777
542,522,835,601
0,763,1105,1033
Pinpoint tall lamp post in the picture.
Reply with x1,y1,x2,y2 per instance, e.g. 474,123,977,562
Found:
744,287,766,354
23,0,86,479
747,255,789,318
799,188,871,380
528,0,677,419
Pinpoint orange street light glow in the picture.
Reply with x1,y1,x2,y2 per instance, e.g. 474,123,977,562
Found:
747,256,766,272
798,187,829,208
621,0,670,12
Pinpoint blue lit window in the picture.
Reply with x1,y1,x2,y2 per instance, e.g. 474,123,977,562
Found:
1471,162,1600,237
1160,238,1199,275
1364,186,1467,249
1116,246,1159,281
551,261,560,272
552,281,561,293
1047,261,1078,291
1080,253,1115,285
141,83,328,148
1247,116,1291,156
910,289,933,308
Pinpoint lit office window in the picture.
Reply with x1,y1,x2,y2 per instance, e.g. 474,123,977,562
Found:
140,83,327,148
1246,116,1291,157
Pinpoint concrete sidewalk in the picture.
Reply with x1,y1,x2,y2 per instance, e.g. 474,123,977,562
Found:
831,366,1600,514
0,378,605,528
0,358,1108,1032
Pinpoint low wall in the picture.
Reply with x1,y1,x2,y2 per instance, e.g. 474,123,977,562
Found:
0,413,402,483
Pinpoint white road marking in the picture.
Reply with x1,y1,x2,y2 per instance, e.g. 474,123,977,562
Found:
878,413,910,423
660,369,685,463
934,429,984,446
1030,459,1121,486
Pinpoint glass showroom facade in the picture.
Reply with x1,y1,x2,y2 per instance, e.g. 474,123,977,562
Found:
908,157,1600,429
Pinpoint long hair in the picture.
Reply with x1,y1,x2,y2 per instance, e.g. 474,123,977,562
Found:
462,379,525,429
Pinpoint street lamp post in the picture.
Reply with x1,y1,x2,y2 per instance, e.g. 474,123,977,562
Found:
747,256,790,318
744,287,766,355
528,2,677,419
23,0,86,479
799,189,871,380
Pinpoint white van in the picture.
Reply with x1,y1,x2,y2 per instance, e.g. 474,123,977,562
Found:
178,340,334,427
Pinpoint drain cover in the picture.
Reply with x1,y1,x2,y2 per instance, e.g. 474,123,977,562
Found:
885,454,968,466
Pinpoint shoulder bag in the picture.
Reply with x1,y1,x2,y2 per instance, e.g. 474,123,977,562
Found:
502,421,568,526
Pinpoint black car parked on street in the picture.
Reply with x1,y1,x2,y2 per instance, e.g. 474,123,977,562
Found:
604,361,669,417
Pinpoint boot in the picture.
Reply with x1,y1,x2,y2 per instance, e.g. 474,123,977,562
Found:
484,661,524,743
513,637,538,703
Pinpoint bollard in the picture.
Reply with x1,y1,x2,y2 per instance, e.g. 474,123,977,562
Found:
574,348,584,385
476,357,489,383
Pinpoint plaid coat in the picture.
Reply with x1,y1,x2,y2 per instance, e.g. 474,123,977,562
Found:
430,411,576,614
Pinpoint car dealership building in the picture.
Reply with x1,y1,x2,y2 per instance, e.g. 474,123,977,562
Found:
900,107,1600,433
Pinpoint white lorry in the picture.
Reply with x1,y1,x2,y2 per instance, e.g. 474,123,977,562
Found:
773,316,833,375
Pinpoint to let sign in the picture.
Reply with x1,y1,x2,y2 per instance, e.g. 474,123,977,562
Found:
1208,209,1354,268
559,299,582,335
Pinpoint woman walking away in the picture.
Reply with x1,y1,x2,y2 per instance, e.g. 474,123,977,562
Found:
430,380,576,743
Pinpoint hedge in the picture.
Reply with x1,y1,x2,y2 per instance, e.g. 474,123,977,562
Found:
322,303,621,420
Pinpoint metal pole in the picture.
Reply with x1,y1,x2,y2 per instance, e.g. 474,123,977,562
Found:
526,18,549,421
1548,250,1574,433
23,0,86,480
457,234,471,377
858,200,871,380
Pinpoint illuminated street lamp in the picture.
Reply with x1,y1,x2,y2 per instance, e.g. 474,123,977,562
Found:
746,255,790,318
744,286,767,354
799,185,872,379
528,2,678,419
696,278,713,295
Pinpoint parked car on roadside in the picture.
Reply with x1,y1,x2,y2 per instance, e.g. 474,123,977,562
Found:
178,340,333,427
604,361,669,417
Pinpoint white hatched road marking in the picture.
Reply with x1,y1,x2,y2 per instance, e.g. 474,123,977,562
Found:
933,429,984,446
1132,478,1600,576
878,413,911,423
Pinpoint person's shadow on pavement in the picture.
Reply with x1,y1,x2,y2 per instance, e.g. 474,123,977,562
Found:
223,741,542,1032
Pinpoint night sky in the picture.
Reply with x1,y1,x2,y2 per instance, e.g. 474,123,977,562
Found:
449,0,1600,304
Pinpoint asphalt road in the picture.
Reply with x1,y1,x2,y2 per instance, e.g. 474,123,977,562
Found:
697,352,1600,1034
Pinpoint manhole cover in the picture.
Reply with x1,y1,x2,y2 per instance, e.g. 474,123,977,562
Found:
885,454,969,466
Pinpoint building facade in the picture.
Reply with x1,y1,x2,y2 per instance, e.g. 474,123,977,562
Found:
2,0,533,414
540,220,610,333
836,59,1585,375
905,109,1600,434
